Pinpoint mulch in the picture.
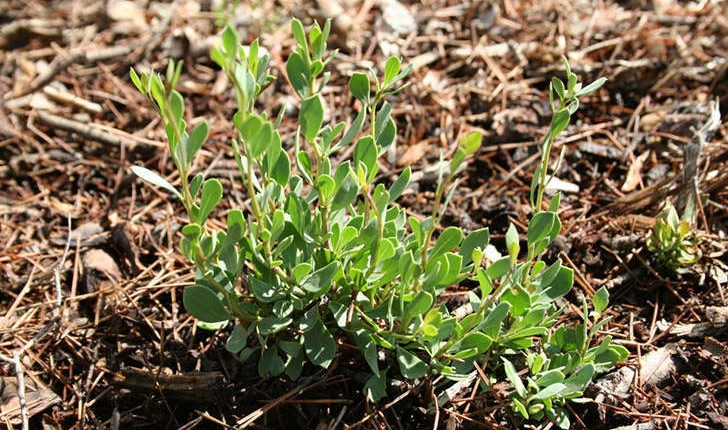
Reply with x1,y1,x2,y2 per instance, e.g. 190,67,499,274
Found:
1,0,727,428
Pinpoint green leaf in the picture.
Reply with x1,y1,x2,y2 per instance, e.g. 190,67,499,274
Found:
438,252,463,286
290,18,308,52
304,320,336,367
388,167,411,203
183,285,232,323
592,286,609,315
551,77,565,101
567,69,578,93
383,56,401,86
396,347,428,379
354,136,378,182
167,59,183,90
280,340,302,358
292,262,313,282
575,77,606,97
188,173,203,199
296,150,313,184
249,121,274,159
451,132,482,172
169,90,184,123
406,291,433,319
374,102,392,141
429,226,463,260
131,165,179,196
129,68,144,93
198,179,223,223
502,357,526,398
273,299,294,318
331,168,358,212
300,96,324,142
591,344,629,372
354,331,380,376
259,348,284,377
505,224,520,262
512,397,529,419
539,266,573,303
421,324,438,337
225,324,247,353
476,268,493,296
329,301,348,328
270,150,291,186
364,369,388,402
398,250,416,285
238,346,258,364
501,284,531,316
250,277,284,302
459,228,489,266
222,25,239,56
333,109,366,153
286,52,309,99
210,45,225,67
149,75,166,109
259,317,293,335
376,118,396,151
239,114,272,159
457,331,493,354
533,383,567,400
299,307,320,333
528,211,557,248
486,256,511,280
373,184,389,217
535,369,565,388
479,302,510,338
462,131,482,155
349,72,370,105
300,261,340,296
562,364,595,396
317,174,335,203
284,345,305,380
310,20,329,59
227,209,245,231
550,109,571,137
553,408,571,430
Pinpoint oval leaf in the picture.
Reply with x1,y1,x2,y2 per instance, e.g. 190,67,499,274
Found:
183,285,232,323
300,96,324,142
304,320,336,367
429,226,463,260
396,347,429,379
199,179,223,223
301,261,340,296
349,72,370,105
258,317,293,335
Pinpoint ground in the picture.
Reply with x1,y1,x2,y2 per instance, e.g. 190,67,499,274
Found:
1,0,727,429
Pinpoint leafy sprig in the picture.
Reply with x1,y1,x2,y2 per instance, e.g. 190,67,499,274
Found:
130,22,626,428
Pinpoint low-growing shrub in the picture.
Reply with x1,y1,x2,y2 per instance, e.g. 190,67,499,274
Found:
130,19,628,428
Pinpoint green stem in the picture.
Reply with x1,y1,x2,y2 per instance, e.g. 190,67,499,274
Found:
162,102,194,216
355,305,417,342
310,135,331,237
432,270,513,359
421,171,452,269
362,189,384,281
534,131,555,215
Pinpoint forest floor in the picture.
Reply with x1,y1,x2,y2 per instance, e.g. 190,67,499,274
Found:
1,0,727,429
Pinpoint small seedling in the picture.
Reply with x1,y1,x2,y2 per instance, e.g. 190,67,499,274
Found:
647,199,701,273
